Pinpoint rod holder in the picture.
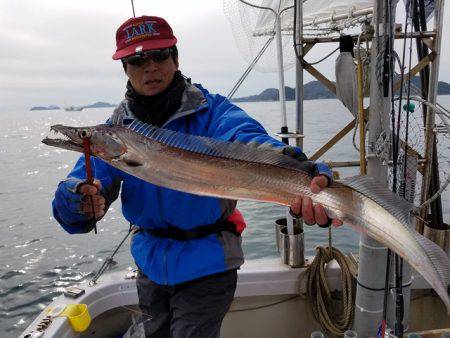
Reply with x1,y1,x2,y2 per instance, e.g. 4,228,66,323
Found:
280,224,304,267
274,217,299,252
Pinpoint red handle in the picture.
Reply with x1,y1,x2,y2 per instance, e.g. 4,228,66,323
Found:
83,138,94,185
82,137,98,234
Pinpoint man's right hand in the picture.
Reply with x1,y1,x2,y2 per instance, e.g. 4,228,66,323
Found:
77,180,106,219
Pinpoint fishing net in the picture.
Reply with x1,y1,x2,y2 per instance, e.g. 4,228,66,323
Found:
367,72,450,214
360,29,450,215
223,0,296,72
387,94,450,211
222,0,374,72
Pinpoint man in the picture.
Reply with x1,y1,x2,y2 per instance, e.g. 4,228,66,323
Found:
52,16,342,338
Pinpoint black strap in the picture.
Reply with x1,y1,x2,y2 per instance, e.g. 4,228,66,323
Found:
356,279,412,292
138,220,240,241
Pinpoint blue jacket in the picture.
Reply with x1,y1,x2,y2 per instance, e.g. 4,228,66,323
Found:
52,82,331,285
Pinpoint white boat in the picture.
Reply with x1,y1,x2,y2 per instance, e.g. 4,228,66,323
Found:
20,258,449,337
23,0,450,337
64,106,84,112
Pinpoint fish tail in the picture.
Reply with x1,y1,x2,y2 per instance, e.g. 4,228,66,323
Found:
339,175,450,311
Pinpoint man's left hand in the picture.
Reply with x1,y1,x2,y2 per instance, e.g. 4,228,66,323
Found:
290,175,343,227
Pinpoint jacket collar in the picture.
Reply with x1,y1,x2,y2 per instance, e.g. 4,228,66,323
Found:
113,81,208,127
161,81,209,128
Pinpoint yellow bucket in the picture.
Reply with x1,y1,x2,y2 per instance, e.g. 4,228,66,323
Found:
60,304,91,332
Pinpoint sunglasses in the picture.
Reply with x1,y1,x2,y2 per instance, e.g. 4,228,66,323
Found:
123,48,172,66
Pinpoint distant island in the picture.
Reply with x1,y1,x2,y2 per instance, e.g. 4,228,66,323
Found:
233,77,450,102
82,102,117,109
30,101,117,111
29,78,450,109
30,105,60,111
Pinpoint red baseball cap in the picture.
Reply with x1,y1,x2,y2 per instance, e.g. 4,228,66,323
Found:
112,16,177,60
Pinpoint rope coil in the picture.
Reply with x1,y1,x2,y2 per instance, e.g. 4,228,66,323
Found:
301,231,356,337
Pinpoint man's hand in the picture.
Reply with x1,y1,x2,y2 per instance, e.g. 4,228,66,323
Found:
77,180,106,220
290,175,343,227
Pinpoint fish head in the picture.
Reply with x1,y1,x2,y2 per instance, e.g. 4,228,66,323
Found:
42,124,127,160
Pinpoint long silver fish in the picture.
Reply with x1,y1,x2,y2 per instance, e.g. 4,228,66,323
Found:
42,119,450,313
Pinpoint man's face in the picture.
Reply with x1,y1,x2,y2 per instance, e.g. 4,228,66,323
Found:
125,51,179,96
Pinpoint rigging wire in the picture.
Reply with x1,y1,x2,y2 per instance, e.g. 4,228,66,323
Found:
227,0,293,99
131,0,136,17
301,47,340,66
86,224,156,324
89,224,135,286
227,36,274,99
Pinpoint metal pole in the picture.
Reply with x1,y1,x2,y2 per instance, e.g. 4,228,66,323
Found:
274,10,293,235
275,13,289,143
291,0,304,251
295,0,303,150
420,0,446,233
354,0,390,335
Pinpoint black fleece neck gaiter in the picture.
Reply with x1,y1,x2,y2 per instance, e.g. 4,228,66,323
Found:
125,70,186,127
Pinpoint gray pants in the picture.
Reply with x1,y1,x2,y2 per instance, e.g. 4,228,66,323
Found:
136,269,237,338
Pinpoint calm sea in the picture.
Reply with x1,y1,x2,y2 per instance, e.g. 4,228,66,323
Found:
1,98,449,335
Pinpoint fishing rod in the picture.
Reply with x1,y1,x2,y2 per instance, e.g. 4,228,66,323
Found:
392,1,413,335
392,0,419,335
380,0,397,335
413,0,444,231
380,0,415,335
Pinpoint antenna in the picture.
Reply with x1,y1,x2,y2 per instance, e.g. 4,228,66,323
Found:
131,0,136,17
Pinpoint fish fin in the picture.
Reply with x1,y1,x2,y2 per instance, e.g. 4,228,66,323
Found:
118,118,317,175
338,175,414,226
411,230,450,290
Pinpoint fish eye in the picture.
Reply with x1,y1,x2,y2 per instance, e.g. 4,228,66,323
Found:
78,129,91,138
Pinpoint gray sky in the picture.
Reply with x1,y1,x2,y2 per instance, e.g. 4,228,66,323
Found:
1,0,450,111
